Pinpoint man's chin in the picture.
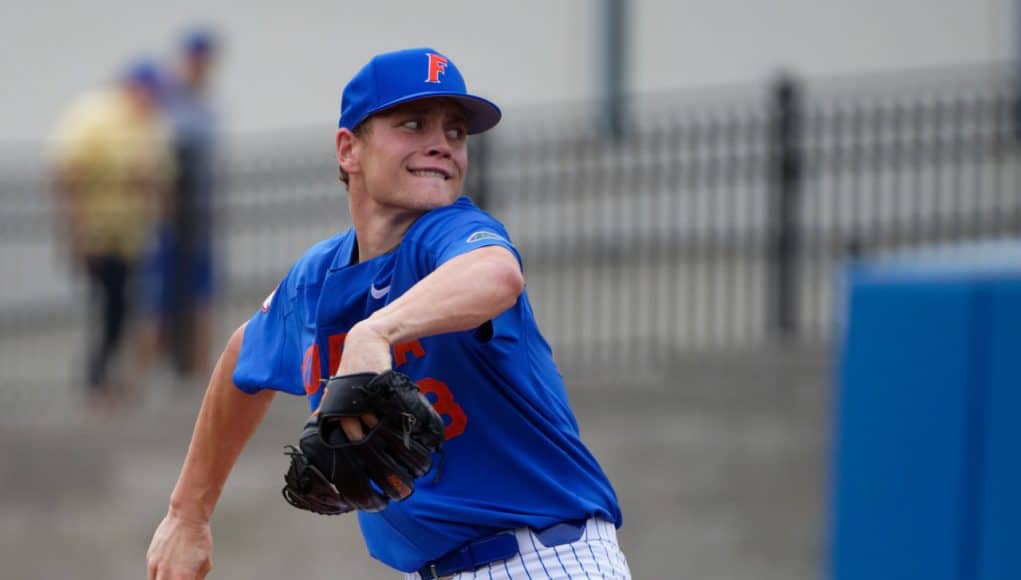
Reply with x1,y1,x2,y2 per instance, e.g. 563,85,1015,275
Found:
375,191,457,214
409,190,459,209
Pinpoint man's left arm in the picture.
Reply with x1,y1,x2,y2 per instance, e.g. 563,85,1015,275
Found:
337,245,524,376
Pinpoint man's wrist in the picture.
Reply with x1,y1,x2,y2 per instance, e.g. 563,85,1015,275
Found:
357,315,398,346
168,496,213,524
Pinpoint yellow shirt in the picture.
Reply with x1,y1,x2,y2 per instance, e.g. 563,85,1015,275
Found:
52,88,174,260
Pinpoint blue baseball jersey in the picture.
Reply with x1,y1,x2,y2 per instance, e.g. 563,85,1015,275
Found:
233,196,622,573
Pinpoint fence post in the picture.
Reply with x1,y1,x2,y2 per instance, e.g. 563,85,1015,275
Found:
768,74,802,340
1015,0,1021,141
602,0,628,141
1016,66,1021,142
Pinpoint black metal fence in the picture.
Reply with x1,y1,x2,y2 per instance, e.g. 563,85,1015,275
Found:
473,70,1021,370
0,66,1019,410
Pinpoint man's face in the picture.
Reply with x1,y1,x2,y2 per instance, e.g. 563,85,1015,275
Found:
124,83,158,117
182,53,213,89
343,98,469,212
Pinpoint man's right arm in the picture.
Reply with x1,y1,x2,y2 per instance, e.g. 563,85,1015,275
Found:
147,322,277,580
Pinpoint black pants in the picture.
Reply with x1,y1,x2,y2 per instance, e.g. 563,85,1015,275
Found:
85,255,133,391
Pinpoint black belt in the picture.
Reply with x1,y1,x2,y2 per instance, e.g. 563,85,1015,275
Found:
418,519,588,579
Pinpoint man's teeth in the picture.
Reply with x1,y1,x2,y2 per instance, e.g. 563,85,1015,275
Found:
410,170,447,179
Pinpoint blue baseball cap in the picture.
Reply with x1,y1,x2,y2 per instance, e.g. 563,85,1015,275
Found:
339,47,501,135
181,28,216,57
122,58,164,95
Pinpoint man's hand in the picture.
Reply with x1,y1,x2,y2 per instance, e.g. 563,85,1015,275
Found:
146,510,213,579
334,321,392,441
336,320,392,376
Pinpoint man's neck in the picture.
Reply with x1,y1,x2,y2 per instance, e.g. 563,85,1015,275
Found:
348,195,422,263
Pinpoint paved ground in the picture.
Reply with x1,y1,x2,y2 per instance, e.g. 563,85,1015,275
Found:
0,345,830,580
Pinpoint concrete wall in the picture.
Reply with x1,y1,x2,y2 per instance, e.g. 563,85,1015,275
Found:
1,0,1012,144
0,346,831,580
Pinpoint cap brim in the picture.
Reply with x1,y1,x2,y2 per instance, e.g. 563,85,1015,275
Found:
364,91,502,134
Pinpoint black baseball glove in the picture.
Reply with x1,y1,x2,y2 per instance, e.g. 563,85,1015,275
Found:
281,370,445,515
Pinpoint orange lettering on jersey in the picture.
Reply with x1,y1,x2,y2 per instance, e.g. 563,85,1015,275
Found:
327,333,347,376
393,340,426,367
302,344,322,396
303,333,348,396
425,53,448,83
417,377,467,440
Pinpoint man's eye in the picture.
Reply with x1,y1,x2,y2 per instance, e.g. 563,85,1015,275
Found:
446,128,466,140
402,120,422,130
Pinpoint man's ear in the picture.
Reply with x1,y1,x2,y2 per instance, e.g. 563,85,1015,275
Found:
336,128,360,175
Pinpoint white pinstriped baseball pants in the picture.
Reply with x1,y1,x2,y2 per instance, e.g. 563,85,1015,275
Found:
403,518,631,580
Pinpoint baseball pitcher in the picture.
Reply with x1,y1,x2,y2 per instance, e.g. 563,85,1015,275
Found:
146,47,630,580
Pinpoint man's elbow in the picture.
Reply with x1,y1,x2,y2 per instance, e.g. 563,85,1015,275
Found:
225,322,247,360
487,254,525,312
211,322,247,387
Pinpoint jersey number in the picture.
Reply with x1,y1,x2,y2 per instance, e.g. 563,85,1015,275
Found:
303,336,468,441
417,378,467,440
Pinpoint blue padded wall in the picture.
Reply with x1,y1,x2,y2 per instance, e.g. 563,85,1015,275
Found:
831,277,980,580
975,280,1021,580
829,242,1021,580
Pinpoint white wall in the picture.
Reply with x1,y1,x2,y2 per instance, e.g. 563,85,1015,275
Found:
633,0,1011,92
0,0,1012,144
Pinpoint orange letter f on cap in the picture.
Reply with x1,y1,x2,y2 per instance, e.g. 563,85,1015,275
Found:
426,53,448,83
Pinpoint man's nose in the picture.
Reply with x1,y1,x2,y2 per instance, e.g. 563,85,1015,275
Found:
424,127,453,158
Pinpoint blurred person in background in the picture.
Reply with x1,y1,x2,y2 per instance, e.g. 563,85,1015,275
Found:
51,58,175,414
138,28,220,386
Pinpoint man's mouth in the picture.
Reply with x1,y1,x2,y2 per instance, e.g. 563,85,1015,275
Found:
408,168,452,180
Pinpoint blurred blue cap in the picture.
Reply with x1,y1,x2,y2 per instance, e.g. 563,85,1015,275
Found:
122,58,164,94
182,28,216,56
338,47,501,135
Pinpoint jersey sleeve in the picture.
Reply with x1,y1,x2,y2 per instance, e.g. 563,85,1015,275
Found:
406,202,528,356
232,276,305,395
415,205,523,273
